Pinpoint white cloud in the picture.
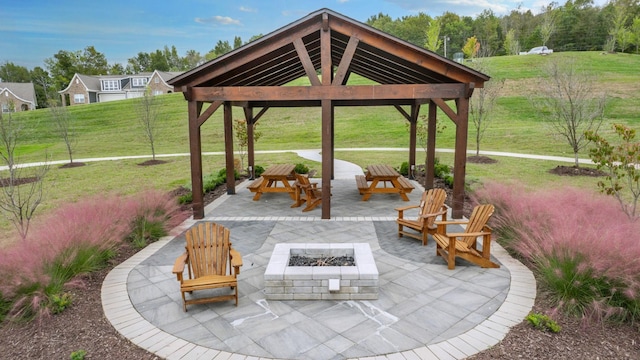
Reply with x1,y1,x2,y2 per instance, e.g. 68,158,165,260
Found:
239,6,257,12
195,16,242,26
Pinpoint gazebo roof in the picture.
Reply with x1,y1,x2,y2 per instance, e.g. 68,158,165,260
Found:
170,8,488,220
169,8,488,97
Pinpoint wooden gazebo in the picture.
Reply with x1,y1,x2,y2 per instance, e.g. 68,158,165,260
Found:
168,8,489,220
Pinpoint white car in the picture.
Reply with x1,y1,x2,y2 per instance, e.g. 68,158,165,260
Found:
519,46,553,55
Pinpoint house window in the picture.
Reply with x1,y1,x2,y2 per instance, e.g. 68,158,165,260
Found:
132,78,148,87
154,77,159,83
102,80,120,91
1,104,10,113
74,94,85,103
153,90,163,96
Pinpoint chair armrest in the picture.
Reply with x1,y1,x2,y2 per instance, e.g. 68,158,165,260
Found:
395,204,419,212
172,252,187,274
435,220,469,226
442,231,491,238
230,249,243,268
420,208,448,219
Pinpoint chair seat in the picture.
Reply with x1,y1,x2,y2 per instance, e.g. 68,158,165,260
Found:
433,234,479,256
180,275,237,292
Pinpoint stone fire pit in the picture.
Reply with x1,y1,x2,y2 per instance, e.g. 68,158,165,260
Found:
264,243,378,300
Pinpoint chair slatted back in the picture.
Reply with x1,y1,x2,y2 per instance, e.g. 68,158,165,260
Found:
461,204,494,245
296,173,311,187
418,188,447,227
185,222,231,278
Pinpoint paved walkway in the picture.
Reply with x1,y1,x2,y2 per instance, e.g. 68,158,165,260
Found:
101,154,536,360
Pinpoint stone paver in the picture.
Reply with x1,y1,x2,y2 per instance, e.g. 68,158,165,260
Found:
103,174,535,360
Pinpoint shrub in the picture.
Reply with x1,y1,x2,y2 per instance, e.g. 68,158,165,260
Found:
294,163,309,174
398,161,409,176
217,167,240,180
474,182,640,323
49,292,73,315
433,159,450,179
526,312,561,333
178,192,192,204
444,175,454,187
70,349,87,360
254,165,265,177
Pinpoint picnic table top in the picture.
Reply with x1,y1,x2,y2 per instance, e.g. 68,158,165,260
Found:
366,164,400,178
262,164,296,177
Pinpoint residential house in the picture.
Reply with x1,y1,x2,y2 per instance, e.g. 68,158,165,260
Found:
58,70,182,106
0,82,37,112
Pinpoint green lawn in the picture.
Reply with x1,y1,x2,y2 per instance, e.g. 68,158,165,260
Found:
1,51,638,244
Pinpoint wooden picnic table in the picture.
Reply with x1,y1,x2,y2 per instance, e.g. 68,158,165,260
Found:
248,164,297,201
355,164,414,201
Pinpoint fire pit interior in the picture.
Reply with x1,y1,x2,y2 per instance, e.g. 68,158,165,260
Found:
264,243,378,300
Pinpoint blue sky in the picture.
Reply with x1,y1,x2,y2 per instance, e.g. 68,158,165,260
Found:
1,0,605,70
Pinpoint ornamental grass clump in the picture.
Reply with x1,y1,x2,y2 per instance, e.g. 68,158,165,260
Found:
474,182,640,323
0,190,184,322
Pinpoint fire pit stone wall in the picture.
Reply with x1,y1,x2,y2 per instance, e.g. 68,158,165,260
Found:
264,243,378,300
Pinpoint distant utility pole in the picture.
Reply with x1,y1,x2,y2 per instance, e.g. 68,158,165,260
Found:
444,36,450,58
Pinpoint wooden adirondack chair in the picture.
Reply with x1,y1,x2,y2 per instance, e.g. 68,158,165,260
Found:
172,222,242,311
395,188,448,245
433,204,499,270
291,173,322,212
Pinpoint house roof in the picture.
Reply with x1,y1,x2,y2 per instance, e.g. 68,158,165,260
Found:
0,82,37,105
169,8,488,95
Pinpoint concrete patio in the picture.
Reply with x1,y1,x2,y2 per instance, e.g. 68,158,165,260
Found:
102,177,536,359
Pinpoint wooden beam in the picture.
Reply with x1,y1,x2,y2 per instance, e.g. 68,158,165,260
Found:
432,98,458,126
244,107,255,179
393,104,411,121
293,38,322,86
253,106,269,123
332,36,359,86
321,99,332,219
189,84,467,102
197,100,222,127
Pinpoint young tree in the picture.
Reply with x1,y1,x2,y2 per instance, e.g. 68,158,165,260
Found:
503,29,520,55
632,16,640,53
409,114,446,184
135,88,162,161
234,119,262,174
585,124,640,220
532,58,606,167
469,59,504,156
539,5,557,47
424,18,442,52
462,36,480,59
48,100,78,165
0,109,49,240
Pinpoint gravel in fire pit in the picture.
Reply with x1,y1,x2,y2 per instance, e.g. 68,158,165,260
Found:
288,255,355,266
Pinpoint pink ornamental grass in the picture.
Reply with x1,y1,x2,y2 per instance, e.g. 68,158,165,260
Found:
474,182,640,320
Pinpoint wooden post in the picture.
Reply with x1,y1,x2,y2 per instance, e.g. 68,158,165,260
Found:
188,99,204,219
426,100,437,189
321,14,332,219
244,107,255,179
223,102,236,195
452,97,469,219
408,103,419,179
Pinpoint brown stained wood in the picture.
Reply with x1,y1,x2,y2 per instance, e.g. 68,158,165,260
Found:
188,100,204,219
169,9,488,221
293,37,322,86
197,101,222,127
452,97,469,219
332,36,359,86
189,84,467,102
426,101,437,190
174,222,242,310
396,188,448,245
432,98,458,126
223,102,235,195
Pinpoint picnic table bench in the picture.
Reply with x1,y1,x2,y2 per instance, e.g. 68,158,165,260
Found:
249,164,297,201
356,164,414,201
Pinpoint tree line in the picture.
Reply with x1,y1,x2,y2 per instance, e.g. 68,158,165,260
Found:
1,0,639,109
